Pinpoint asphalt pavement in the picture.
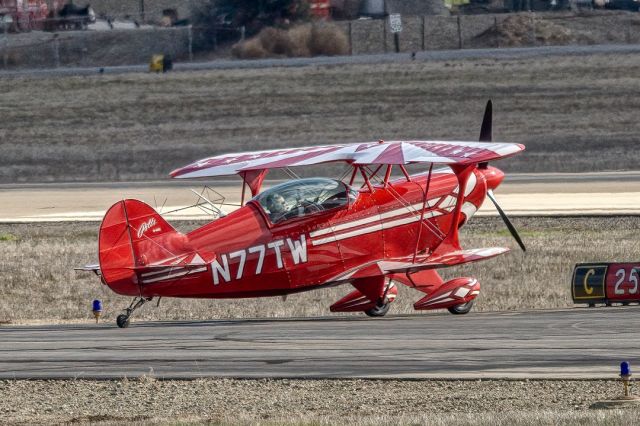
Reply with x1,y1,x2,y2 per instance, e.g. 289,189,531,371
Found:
1,172,639,221
1,307,637,379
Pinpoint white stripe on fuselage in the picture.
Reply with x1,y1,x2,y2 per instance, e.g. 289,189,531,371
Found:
310,198,441,239
311,207,449,247
140,266,208,284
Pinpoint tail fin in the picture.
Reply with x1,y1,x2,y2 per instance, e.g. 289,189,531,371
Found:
99,199,196,294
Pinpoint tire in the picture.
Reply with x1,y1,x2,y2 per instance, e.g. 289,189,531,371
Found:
116,314,130,328
447,300,474,315
365,302,390,317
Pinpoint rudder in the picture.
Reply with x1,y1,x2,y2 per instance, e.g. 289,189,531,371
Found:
99,199,192,295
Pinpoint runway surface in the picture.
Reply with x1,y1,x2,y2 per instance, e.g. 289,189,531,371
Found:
1,307,637,379
1,172,640,222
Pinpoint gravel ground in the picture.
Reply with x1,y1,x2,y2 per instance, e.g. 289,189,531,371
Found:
1,378,637,424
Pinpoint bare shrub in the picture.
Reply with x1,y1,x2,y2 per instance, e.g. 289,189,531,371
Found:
309,23,349,56
231,37,268,59
286,24,313,57
231,23,348,59
258,27,291,56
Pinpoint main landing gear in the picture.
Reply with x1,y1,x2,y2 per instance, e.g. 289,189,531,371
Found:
116,297,152,328
364,301,391,317
447,300,474,315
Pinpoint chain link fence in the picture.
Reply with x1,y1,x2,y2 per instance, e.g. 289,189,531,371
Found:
1,11,639,69
341,11,640,54
0,25,195,69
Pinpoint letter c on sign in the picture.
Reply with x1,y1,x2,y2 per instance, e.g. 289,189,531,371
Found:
583,269,595,295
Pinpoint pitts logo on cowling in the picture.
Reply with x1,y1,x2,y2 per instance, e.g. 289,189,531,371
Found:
211,235,308,285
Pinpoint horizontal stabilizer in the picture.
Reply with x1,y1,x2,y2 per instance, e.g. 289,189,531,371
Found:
74,264,101,276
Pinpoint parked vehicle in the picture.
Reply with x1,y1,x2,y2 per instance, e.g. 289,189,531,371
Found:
0,0,50,31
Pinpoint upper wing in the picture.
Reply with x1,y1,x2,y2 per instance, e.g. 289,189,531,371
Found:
170,140,525,179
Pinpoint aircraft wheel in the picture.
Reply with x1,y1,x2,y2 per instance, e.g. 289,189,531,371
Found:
116,314,130,328
447,300,474,315
364,302,390,317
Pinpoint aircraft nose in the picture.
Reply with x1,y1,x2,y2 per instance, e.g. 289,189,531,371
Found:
481,166,505,190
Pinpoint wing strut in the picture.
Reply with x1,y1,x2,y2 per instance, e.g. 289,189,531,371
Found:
431,164,475,256
413,163,433,262
240,169,268,199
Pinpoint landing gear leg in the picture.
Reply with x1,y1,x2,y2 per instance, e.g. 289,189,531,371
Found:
116,297,151,328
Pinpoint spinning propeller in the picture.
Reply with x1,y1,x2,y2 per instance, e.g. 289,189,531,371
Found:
477,100,526,252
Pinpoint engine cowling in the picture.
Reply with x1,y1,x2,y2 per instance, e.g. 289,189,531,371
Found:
413,277,480,310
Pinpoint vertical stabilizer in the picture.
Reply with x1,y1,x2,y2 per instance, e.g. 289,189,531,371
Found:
98,199,194,295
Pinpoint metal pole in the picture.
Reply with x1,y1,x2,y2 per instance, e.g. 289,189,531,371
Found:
394,32,399,53
348,21,352,55
421,16,425,51
383,19,387,53
457,16,462,49
188,25,193,62
530,13,536,46
53,35,60,68
2,24,7,69
140,0,145,23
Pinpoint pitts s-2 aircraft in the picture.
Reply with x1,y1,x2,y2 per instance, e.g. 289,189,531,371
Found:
84,101,526,328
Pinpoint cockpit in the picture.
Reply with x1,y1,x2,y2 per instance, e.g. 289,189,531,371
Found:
253,178,357,224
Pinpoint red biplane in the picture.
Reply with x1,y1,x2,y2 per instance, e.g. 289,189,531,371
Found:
84,101,525,328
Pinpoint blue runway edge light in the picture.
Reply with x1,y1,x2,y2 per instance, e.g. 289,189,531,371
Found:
621,361,631,377
92,299,102,313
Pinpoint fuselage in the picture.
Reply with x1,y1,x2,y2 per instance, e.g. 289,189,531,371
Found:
121,166,500,299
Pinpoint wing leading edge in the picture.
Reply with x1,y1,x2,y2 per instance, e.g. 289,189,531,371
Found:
170,140,524,179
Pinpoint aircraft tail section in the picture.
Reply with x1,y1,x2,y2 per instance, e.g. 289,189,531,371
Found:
99,199,198,295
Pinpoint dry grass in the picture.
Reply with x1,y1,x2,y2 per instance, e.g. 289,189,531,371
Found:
1,51,640,184
0,216,636,324
0,378,637,425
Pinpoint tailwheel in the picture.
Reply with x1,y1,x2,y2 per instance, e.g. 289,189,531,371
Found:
365,302,391,317
447,300,474,315
116,314,130,328
116,297,151,328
